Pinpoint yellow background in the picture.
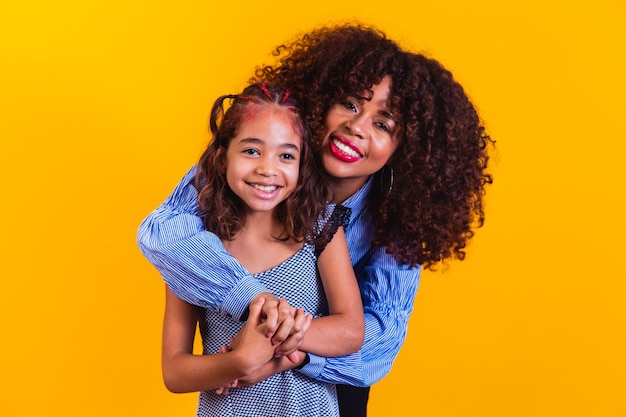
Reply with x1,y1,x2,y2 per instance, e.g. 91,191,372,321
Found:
1,1,625,416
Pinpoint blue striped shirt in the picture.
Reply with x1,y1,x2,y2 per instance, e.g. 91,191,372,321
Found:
137,166,421,387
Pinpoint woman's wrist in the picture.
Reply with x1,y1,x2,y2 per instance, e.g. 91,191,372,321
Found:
294,352,310,370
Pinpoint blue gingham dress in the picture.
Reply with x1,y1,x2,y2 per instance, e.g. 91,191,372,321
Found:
196,239,341,416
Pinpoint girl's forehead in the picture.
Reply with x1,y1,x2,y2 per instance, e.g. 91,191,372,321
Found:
236,104,304,141
242,104,299,125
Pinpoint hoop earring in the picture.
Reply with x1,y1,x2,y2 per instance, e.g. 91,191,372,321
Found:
380,165,394,198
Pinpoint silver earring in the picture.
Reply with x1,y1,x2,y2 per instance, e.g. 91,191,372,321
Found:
380,165,394,198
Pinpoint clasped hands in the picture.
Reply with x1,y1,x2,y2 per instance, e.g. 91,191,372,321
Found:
215,292,312,394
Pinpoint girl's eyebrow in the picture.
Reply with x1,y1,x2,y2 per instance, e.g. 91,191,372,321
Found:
239,137,300,152
238,137,263,145
279,142,300,152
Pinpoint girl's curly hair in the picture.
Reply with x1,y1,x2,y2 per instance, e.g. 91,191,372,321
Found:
251,23,494,269
196,83,328,244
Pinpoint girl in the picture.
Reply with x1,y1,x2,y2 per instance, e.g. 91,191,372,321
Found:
160,83,364,417
139,23,494,417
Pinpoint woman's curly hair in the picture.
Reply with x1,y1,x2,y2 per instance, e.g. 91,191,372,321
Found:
195,83,328,244
251,23,494,269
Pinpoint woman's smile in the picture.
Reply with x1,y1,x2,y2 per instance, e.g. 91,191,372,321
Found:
320,76,400,200
329,135,363,162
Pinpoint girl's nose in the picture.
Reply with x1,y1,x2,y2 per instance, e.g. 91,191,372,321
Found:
256,158,278,176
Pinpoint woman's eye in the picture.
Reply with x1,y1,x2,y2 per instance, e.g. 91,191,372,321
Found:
341,100,358,112
375,121,391,133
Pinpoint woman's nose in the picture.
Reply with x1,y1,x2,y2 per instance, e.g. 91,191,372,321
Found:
345,114,368,139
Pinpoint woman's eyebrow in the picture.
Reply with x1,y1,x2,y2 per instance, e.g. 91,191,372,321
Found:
379,109,396,122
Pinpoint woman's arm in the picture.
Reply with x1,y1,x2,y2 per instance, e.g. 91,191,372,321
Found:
298,247,421,386
234,245,421,388
161,287,276,393
139,167,301,340
138,166,264,320
298,226,365,357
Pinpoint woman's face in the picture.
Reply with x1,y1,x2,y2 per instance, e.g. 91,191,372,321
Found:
320,76,401,200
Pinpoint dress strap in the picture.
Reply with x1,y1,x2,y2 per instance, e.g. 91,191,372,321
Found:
314,204,352,257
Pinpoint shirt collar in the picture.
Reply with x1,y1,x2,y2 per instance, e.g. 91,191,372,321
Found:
337,177,373,228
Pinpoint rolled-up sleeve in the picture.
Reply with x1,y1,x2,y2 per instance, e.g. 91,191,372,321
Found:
137,166,268,320
298,247,421,386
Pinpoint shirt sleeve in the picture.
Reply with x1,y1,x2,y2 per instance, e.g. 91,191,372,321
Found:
137,166,268,320
297,246,421,386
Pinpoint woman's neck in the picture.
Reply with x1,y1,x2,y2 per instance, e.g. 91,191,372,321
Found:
328,176,368,203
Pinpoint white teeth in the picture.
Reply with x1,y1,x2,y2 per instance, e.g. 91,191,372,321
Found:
332,138,362,158
252,184,278,192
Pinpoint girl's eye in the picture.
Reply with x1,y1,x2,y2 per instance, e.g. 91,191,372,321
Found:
243,148,259,155
280,153,297,161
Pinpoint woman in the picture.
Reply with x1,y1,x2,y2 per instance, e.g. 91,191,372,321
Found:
138,22,493,417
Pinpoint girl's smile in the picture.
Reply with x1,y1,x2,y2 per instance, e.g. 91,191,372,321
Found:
224,107,301,213
246,181,282,201
248,183,279,193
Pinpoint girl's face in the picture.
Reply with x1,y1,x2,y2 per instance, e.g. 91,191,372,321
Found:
224,106,302,214
320,76,401,199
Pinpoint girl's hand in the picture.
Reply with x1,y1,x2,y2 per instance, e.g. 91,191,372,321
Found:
273,308,312,361
229,297,276,374
237,351,307,386
250,293,312,361
251,293,296,341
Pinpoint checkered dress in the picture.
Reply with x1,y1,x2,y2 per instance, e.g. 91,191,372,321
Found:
196,241,339,417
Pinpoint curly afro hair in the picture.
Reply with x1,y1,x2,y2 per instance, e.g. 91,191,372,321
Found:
251,23,494,269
